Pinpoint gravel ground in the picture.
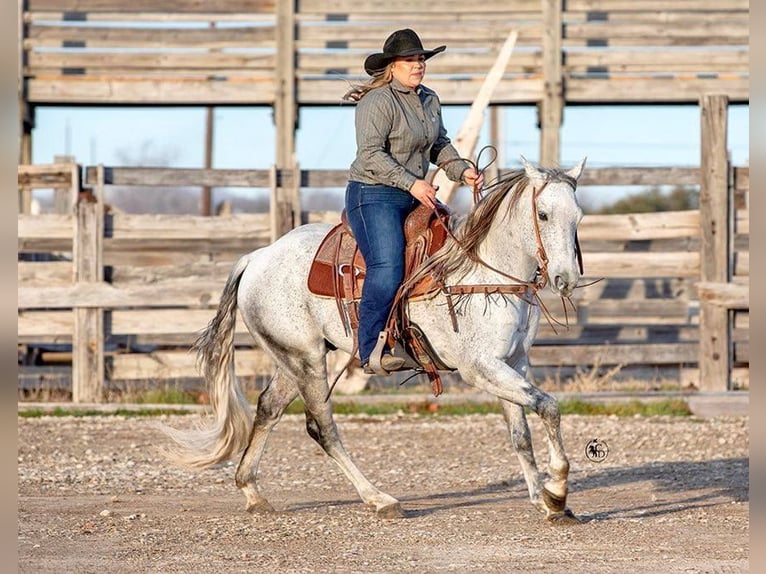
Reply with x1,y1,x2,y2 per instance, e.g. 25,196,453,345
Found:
18,411,749,573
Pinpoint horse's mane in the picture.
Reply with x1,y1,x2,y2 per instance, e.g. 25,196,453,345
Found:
410,166,577,286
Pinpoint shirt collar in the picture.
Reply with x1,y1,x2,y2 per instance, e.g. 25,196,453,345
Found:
391,78,420,94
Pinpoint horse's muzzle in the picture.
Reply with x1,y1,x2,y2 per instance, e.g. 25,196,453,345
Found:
553,273,577,298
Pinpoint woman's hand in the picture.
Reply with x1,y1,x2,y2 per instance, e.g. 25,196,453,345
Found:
462,167,484,189
409,179,438,209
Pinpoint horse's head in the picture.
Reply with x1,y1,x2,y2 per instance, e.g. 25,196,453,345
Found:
520,156,586,298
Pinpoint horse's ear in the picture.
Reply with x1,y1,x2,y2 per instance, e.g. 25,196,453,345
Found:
520,155,546,186
566,157,587,182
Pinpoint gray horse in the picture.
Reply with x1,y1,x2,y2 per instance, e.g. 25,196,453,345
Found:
161,157,586,523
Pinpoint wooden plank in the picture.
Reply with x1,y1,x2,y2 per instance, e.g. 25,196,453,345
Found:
106,213,270,240
84,166,273,187
109,309,249,335
294,22,541,45
26,25,276,48
564,0,748,12
583,252,699,278
579,299,692,321
103,238,268,254
733,166,749,192
579,211,700,241
18,261,73,286
18,311,73,339
297,77,544,106
18,163,74,189
698,282,748,310
529,342,698,366
733,341,748,364
27,69,278,81
27,78,276,105
26,12,276,22
19,281,229,310
109,261,235,283
30,73,744,107
564,48,749,73
296,11,540,22
564,22,748,43
27,1,276,14
296,0,539,13
734,251,748,277
108,342,697,378
579,167,699,186
296,51,541,75
18,214,73,240
734,310,748,330
733,167,749,209
565,77,749,104
564,11,749,25
105,250,242,267
536,324,699,343
563,37,748,48
109,349,274,380
28,52,277,72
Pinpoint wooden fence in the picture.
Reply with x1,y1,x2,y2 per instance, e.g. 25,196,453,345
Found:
17,95,748,402
19,0,749,165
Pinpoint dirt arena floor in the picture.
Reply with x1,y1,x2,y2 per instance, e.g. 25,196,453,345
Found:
18,410,748,573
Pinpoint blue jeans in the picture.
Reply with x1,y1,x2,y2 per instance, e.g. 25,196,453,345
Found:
345,181,418,364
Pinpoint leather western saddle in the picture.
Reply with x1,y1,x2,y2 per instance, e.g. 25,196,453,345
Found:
307,203,453,394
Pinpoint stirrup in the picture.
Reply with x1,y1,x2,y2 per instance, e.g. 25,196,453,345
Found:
367,331,397,375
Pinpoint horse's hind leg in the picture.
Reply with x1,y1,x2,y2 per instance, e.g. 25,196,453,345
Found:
235,368,298,513
500,400,545,512
300,374,403,518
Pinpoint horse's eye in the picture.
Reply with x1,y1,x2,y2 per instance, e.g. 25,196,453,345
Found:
537,211,548,222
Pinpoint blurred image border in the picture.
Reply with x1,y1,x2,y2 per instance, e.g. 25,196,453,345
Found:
2,0,20,567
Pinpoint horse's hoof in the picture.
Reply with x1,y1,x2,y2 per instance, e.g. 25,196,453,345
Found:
245,499,275,514
547,508,580,525
542,487,567,513
376,502,404,519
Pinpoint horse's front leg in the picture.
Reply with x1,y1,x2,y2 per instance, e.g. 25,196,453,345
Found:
461,357,577,523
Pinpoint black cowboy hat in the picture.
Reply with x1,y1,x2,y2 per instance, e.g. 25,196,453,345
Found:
364,29,446,76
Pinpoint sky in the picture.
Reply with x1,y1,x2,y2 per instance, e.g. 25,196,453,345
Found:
31,102,750,209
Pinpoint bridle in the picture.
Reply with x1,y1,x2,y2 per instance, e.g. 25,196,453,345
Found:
414,151,585,333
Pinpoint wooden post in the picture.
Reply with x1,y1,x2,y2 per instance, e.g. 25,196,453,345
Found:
72,165,105,403
202,106,214,216
487,106,503,183
698,94,731,391
273,0,300,236
540,0,563,167
201,21,217,217
18,0,33,206
53,155,76,214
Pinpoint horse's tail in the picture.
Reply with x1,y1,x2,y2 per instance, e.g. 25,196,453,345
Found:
159,254,254,469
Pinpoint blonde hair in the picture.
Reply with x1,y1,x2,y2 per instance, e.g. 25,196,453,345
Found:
343,64,394,101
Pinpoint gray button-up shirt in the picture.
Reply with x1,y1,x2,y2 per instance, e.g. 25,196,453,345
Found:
348,78,469,192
